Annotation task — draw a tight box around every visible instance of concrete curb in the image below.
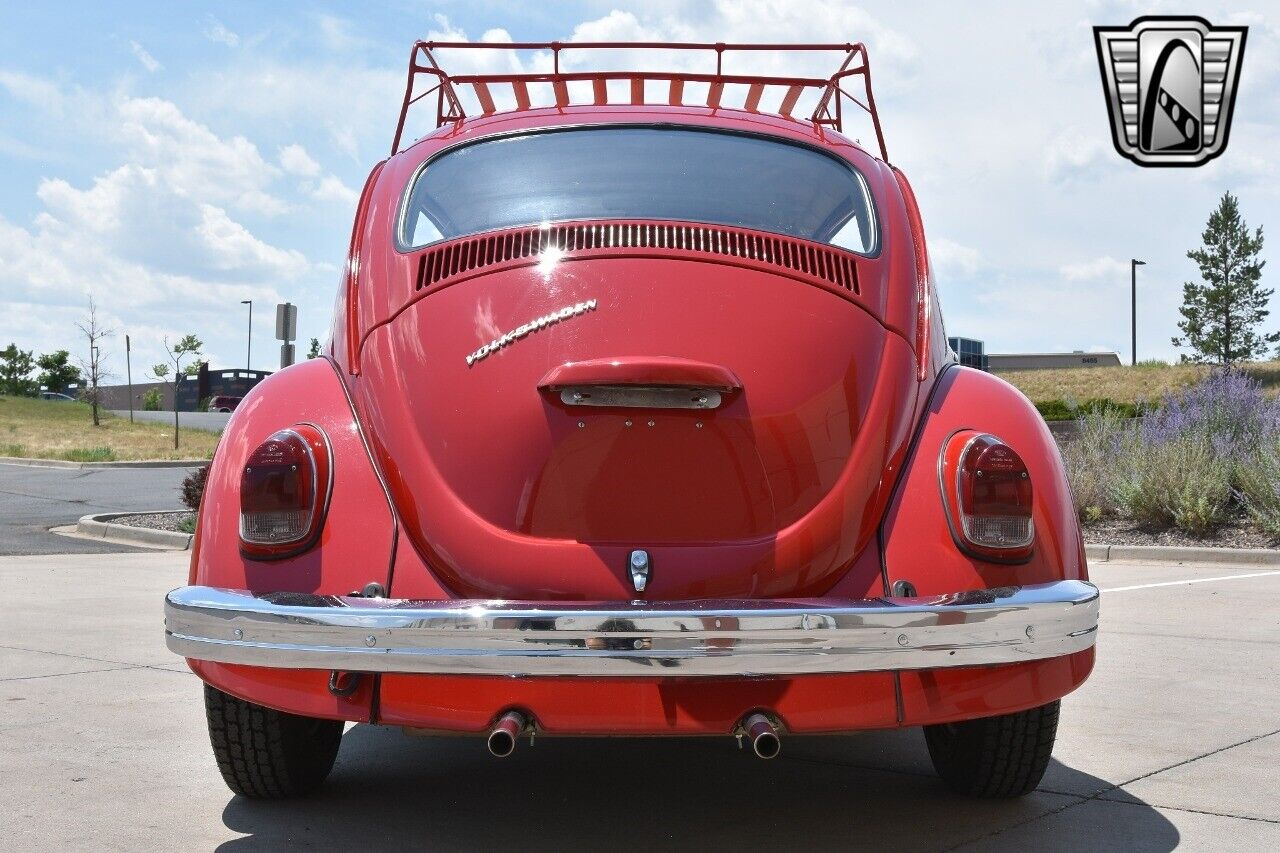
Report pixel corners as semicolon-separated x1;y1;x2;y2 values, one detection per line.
1086;543;1280;565
0;456;207;470
74;512;193;550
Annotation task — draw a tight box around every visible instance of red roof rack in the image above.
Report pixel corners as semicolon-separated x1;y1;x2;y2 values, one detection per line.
391;41;889;162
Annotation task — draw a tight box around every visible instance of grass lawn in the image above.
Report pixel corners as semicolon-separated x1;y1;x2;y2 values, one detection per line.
0;396;219;461
997;359;1280;406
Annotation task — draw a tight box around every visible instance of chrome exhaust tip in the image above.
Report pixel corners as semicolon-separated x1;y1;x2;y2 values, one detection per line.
487;710;527;757
742;712;781;760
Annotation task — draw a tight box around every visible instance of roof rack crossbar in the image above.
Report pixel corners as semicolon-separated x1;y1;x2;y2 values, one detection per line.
391;40;889;162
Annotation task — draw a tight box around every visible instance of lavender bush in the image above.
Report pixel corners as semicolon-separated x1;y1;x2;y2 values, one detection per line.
1060;407;1133;522
1139;369;1280;461
1235;448;1280;536
1063;369;1280;535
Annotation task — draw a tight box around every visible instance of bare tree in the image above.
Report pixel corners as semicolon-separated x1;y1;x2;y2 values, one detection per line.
150;334;203;450
76;297;114;426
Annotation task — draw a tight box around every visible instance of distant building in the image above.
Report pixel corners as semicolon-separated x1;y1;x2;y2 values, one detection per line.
94;363;272;411
987;351;1123;372
947;337;989;371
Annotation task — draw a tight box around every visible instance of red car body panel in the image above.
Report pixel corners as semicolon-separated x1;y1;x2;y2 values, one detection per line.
184;89;1092;734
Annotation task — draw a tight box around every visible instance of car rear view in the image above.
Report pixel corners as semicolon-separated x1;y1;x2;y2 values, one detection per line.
165;40;1098;801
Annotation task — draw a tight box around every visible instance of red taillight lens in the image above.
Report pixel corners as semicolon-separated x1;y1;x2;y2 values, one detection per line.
239;425;331;559
941;432;1034;562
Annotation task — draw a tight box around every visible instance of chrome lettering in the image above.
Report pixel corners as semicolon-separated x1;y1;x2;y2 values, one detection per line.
466;299;598;366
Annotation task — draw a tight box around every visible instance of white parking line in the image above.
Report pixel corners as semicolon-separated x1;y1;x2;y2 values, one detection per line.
1099;570;1280;593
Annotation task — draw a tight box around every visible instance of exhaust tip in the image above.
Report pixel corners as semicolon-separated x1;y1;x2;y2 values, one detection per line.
487;710;527;758
741;712;781;760
487;729;517;758
752;730;781;760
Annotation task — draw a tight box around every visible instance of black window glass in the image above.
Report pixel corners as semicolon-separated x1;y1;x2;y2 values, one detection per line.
402;127;876;253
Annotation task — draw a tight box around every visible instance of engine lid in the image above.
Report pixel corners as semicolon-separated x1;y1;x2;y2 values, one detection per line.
356;253;916;600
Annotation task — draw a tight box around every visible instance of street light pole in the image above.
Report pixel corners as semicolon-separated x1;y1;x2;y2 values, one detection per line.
241;300;253;373
1131;259;1146;366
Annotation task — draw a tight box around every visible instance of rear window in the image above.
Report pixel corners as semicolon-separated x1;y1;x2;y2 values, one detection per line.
400;126;877;254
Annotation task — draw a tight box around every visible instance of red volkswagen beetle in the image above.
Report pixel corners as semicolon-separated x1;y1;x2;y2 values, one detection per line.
165;41;1097;799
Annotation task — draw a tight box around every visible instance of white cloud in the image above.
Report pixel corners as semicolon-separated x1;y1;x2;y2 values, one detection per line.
196;204;309;278
930;238;983;280
278;143;321;177
317;14;361;51
1043;131;1117;185
130;41;161;73
204;16;239;48
1059;256;1130;282
308;175;358;206
0;70;65;113
116;96;285;215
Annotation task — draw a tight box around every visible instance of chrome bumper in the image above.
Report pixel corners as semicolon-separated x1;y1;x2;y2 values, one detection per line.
164;580;1098;677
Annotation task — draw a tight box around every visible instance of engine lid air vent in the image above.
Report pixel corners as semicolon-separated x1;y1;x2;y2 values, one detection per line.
413;221;860;297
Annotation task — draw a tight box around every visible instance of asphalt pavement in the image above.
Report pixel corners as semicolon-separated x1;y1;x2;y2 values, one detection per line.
1;553;1276;851
0;462;196;555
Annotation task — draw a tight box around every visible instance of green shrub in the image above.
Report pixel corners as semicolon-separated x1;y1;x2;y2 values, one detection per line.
1060;407;1134;521
1235;444;1280;537
1113;438;1230;533
1036;398;1140;421
1;443;24;457
62;447;116;462
143;388;162;411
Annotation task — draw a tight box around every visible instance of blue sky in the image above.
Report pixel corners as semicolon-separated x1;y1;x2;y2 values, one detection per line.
1;1;1278;381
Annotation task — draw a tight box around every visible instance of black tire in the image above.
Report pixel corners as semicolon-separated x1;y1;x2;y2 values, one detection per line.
204;684;344;798
923;700;1059;798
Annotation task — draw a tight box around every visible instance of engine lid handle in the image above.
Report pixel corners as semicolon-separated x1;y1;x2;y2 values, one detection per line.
538;357;741;411
538;357;741;392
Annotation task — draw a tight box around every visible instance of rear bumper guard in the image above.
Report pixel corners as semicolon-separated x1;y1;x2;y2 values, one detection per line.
165;581;1095;676
165;580;1098;678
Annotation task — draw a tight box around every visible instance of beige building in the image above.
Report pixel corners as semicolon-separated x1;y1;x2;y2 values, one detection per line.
988;351;1122;372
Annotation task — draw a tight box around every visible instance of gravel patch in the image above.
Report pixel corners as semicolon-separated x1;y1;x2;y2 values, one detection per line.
112;511;195;533
1083;517;1280;549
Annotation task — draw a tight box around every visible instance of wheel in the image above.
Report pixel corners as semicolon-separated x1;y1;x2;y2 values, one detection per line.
217;407;232;413
923;700;1059;798
203;684;344;798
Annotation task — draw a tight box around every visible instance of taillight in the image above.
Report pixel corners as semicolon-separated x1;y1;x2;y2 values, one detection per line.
239;425;332;559
940;432;1034;562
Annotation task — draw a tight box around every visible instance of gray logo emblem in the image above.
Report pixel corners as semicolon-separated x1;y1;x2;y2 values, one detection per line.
1094;16;1247;167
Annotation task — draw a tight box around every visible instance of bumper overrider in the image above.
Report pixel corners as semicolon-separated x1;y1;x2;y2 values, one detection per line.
165;580;1098;677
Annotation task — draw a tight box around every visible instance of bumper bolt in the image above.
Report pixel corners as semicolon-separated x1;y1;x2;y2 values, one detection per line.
897;634;909;646
1025;625;1036;639
232;628;243;640
365;635;377;647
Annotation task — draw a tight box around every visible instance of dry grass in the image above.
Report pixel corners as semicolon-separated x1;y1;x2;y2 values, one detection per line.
996;360;1280;404
0;396;219;461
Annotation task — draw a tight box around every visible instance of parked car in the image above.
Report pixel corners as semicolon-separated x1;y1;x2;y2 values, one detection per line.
39;391;75;402
165;41;1098;800
207;395;242;413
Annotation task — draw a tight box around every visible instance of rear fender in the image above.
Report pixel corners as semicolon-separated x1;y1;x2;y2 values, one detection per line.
881;366;1087;596
186;356;399;720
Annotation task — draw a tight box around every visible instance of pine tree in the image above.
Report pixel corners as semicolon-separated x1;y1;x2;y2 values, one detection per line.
1172;192;1274;364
